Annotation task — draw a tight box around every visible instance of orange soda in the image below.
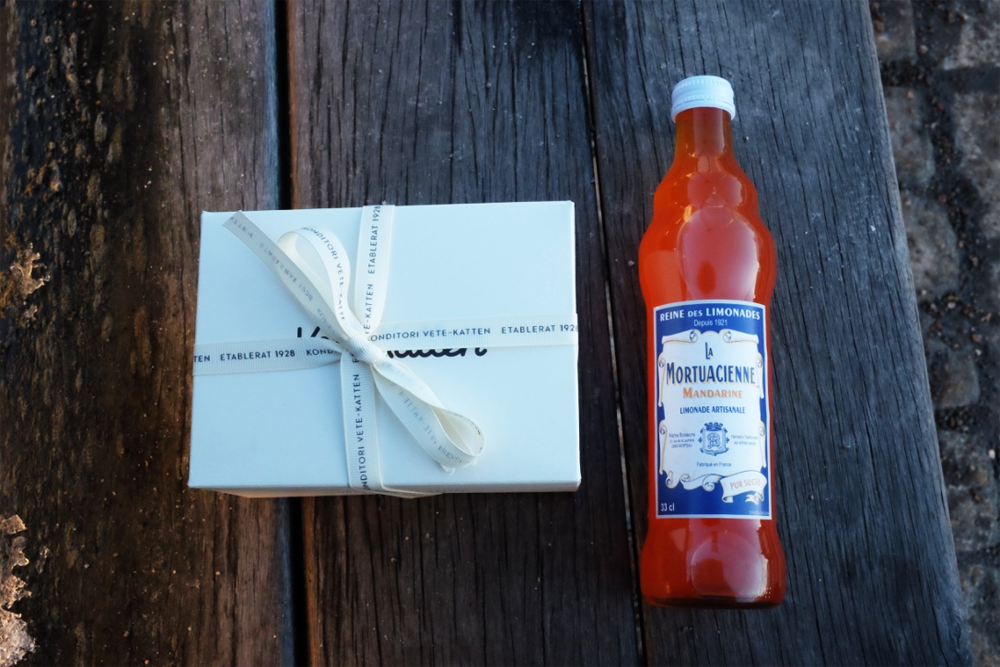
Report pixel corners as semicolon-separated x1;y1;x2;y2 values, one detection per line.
638;75;786;608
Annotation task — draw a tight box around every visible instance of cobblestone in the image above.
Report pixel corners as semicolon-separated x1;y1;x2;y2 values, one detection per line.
953;91;1000;242
929;339;983;409
872;0;917;61
886;88;936;187
960;563;1000;666
872;0;999;663
901;189;961;299
941;429;999;551
941;0;1000;69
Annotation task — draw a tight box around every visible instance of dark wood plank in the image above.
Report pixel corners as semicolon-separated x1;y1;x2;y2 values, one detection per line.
0;2;295;663
289;1;638;664
585;0;971;664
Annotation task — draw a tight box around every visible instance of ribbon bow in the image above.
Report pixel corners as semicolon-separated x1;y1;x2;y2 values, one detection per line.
224;209;484;497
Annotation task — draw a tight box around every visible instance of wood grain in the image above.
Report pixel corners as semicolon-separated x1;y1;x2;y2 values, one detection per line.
584;0;971;663
0;2;295;663
0;0;971;664
288;1;639;664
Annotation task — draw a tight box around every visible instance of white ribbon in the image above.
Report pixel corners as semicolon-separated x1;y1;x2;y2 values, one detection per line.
194;310;578;374
220;208;486;498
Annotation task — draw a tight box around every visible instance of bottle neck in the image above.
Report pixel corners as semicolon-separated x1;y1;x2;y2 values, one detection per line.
672;107;734;161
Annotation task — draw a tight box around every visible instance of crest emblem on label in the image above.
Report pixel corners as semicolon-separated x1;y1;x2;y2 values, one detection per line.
699;422;728;456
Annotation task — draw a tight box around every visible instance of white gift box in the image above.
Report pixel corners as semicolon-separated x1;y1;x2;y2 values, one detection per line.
188;202;580;496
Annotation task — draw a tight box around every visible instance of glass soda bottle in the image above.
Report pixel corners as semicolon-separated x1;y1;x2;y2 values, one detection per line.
638;75;786;608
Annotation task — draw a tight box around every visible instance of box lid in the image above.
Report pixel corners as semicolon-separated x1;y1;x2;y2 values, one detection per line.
189;202;580;496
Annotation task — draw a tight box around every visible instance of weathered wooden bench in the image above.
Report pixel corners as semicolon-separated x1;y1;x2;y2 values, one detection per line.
0;1;971;664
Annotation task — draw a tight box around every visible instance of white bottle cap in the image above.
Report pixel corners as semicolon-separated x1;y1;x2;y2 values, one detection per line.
671;75;737;121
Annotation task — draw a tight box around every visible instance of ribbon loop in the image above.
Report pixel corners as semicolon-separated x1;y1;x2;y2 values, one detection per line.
223;209;485;497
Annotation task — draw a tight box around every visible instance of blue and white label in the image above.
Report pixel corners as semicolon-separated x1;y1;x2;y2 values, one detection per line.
653;299;771;519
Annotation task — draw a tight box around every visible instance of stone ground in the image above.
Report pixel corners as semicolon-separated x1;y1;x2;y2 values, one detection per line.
870;0;999;663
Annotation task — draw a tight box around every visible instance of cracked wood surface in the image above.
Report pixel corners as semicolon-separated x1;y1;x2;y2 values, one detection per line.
0;2;294;664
